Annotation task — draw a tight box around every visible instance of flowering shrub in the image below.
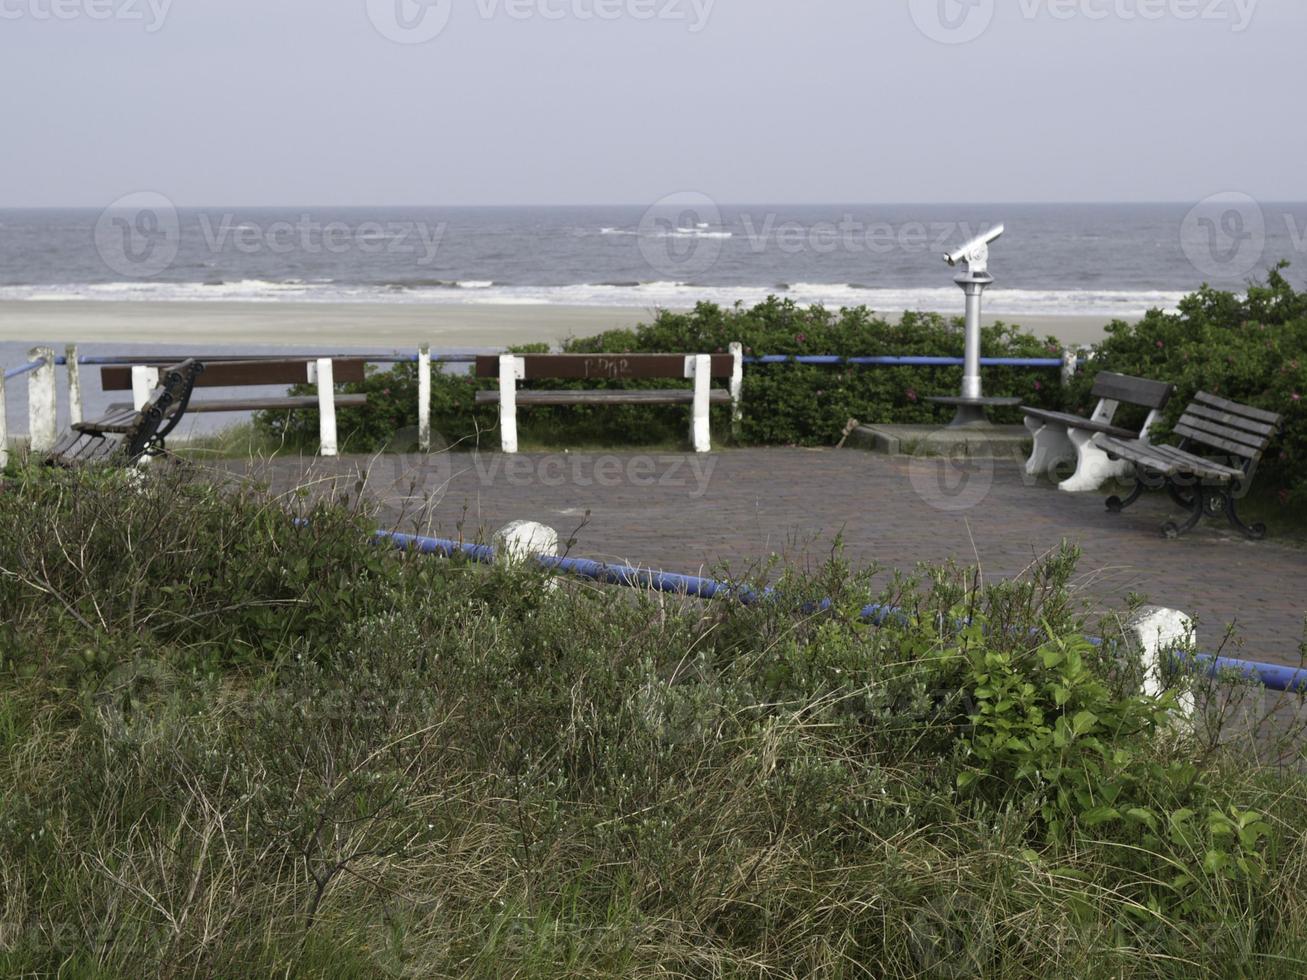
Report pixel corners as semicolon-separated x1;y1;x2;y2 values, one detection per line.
259;299;1064;450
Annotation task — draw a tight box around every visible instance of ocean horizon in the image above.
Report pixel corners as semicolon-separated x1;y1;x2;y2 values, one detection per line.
4;201;1305;318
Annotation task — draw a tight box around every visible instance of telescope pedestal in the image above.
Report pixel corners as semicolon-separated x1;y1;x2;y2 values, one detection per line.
925;395;1022;428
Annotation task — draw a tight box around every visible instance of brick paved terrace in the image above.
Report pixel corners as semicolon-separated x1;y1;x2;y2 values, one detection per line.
220;448;1307;668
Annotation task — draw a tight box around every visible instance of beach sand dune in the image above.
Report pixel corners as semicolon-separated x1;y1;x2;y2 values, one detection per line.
0;301;1119;351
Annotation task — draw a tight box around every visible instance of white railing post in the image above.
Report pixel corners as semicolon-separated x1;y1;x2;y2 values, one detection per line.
0;370;8;470
315;358;338;457
418;344;432;453
499;355;524;454
686;354;711;453
728;342;744;438
66;344;83;426
27;347;58;454
131;365;159;411
1130;606;1197;720
1061;347;1079;388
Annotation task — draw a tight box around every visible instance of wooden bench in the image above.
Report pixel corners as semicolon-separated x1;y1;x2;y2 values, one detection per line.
1094;391;1283;539
474;353;737;453
100;358;370;457
47;359;204;467
1022;372;1174;493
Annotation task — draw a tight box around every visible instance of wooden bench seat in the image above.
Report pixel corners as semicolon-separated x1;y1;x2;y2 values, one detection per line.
476;353;739;453
101;357;370;457
48;360;204;468
1093;391;1282;539
1021;371;1174;492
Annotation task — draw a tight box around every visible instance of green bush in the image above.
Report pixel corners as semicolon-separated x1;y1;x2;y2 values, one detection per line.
1065;266;1307;507
255;299;1066;451
2;472;1307;976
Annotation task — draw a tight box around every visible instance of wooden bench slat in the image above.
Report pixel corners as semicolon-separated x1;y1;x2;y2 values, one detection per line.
1090;372;1174;409
1175;411;1268;448
185;395;370;413
474;354;735;381
1183;401;1279;437
101;358;368;391
475;389;732;406
1019;406;1137;439
1176;423;1265;459
1194;390;1282;425
1146;443;1244;479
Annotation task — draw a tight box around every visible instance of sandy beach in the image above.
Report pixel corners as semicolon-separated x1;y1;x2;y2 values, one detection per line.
0;301;1121;352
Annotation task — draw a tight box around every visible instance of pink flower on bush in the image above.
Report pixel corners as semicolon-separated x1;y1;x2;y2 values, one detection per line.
906;387;918;403
1034;381;1043;392
795;333;807;344
1293;392;1302;402
1156;340;1165;349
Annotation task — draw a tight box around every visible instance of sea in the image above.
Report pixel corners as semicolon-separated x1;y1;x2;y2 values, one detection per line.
3;202;1306;318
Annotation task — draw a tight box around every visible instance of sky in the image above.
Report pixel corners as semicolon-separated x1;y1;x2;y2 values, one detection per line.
1;0;1304;207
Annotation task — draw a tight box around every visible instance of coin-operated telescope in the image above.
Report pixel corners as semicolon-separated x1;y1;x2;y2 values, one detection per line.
927;224;1021;427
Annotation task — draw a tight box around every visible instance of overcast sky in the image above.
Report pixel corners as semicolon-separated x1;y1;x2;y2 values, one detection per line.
1;0;1303;207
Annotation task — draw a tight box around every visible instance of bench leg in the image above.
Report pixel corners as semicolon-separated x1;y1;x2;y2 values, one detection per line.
499;355;523;454
1059;426;1133;493
1222;488;1267;540
1161;484;1208;539
1023;417;1074;479
1106;477;1146;513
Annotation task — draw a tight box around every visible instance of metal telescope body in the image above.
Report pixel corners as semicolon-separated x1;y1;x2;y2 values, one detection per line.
927;224;1019;427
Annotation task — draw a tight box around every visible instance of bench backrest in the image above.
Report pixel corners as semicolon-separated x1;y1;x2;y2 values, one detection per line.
118;360;202;460
1174;392;1282;464
475;353;735;381
100;358;367;391
1090;372;1174;410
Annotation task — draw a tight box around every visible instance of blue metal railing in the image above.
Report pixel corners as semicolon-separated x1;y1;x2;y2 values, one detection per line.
375;529;1307;695
744;355;1071;368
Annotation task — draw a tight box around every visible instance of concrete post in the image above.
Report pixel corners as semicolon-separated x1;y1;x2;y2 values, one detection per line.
418;344;432;453
316;358;338;457
495;520;560;591
499;355;524;454
66;344;83;426
1061;347;1079;388
1129;606;1197;720
131;365;159;411
0;371;8;470
689;354;711;454
728;341;744;439
27;347;58;454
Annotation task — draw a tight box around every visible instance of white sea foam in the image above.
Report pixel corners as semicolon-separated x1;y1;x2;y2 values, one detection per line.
0;280;1190;316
